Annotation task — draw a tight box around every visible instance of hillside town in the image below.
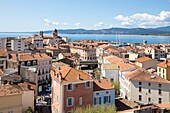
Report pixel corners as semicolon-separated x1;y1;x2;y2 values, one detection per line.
1;29;170;113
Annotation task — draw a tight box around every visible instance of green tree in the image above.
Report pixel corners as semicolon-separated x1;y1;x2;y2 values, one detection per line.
25;106;33;113
74;105;116;113
112;81;120;96
95;68;101;80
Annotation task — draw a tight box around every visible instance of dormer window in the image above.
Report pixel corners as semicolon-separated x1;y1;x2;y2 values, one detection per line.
67;84;74;91
85;81;91;88
27;61;31;66
33;60;36;65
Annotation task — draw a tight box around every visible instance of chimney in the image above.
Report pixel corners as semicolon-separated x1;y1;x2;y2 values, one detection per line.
28;84;31;89
77;74;80;80
58;72;62;82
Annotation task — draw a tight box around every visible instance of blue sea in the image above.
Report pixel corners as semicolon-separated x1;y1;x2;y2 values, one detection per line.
0;32;170;44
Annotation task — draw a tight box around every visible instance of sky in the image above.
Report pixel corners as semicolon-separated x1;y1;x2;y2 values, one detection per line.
0;0;170;32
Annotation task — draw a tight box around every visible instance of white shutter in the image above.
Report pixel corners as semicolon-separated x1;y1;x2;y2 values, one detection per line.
66;98;68;106
72;84;75;91
72;97;74;106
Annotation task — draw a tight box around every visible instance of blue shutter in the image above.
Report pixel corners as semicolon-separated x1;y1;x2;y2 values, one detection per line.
94;98;96;105
109;96;111;103
99;97;101;104
104;96;106;104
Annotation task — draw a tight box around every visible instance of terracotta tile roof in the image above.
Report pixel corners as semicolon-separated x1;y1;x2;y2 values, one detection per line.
156;103;170;110
43;36;54;39
0;49;8;56
51;66;93;83
39;53;51;59
24;39;32;43
18;82;36;91
125;68;170;84
93;79;114;91
19;54;36;61
11;53;51;61
102;64;119;70
33;53;51;60
157;60;170;68
105;55;124;64
117;61;137;72
98;44;109;49
136;56;152;63
45;46;59;50
105;48;120;53
0;84;22;96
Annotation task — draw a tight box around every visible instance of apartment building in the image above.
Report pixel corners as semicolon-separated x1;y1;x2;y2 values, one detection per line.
93;79;115;105
0;83;34;113
51;65;116;113
51;66;94;113
11;38;25;52
19;53;52;93
145;45;167;60
0;84;22;113
18;83;34;113
120;68;170;104
70;41;97;61
135;56;160;70
157;60;170;80
45;46;69;59
0;49;8;70
32;37;43;48
0;38;7;49
101;64;119;82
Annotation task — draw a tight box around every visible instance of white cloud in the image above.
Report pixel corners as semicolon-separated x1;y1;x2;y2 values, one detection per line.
63;22;68;26
169;0;170;3
94;22;105;27
75;22;81;27
94;22;112;28
44;19;60;26
114;10;170;27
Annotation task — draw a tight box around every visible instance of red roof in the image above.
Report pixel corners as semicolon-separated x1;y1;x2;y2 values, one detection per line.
136;56;151;63
93;79;114;91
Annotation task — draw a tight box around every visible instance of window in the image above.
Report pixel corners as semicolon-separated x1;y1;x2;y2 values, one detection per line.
148;98;151;102
139;95;142;101
27;61;31;66
159;84;162;88
67;97;74;107
159;68;161;72
67;84;74;91
148;82;151;86
42;69;44;74
148;89;151;94
159;89;162;95
139;87;142;92
85;82;91;88
139;82;142;85
159;98;162;104
96;93;99;95
38;70;41;75
94;97;101;105
33;60;36;65
79;97;82;105
110;78;114;82
104;96;111;104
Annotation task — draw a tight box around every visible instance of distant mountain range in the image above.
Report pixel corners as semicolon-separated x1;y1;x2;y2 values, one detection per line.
43;26;170;35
